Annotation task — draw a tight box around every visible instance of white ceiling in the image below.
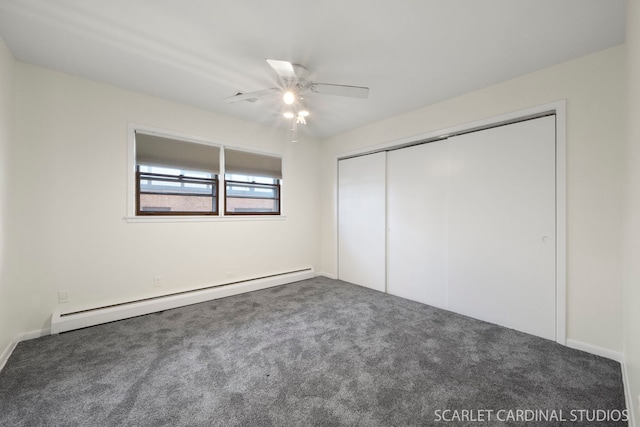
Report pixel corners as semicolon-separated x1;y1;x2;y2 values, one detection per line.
0;0;627;139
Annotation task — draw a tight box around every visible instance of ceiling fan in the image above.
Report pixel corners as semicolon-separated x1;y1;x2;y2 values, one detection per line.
224;59;370;124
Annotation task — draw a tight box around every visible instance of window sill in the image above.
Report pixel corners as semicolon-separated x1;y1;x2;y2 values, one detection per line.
123;215;286;223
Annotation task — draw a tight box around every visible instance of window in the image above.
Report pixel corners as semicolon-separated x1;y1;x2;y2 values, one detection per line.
224;149;282;215
135;133;220;215
132;131;283;217
137;166;217;215
225;174;280;214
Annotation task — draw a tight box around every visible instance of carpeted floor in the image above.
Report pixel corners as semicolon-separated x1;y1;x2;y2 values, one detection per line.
0;277;627;426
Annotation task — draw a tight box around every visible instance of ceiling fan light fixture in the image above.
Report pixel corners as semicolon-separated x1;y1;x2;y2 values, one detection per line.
283;91;295;105
225;59;370;131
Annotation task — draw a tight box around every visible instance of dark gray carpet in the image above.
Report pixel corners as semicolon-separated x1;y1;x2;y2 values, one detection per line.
0;277;627;426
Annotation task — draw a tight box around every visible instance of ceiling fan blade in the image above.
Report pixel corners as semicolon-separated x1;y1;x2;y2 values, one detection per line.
224;88;280;103
266;59;297;79
310;83;369;99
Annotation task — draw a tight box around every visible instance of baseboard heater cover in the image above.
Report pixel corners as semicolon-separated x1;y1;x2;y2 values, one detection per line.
51;268;315;335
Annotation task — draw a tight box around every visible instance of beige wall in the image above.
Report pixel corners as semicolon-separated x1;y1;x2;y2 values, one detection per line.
320;45;626;353
624;0;640;421
8;62;321;335
0;38;15;360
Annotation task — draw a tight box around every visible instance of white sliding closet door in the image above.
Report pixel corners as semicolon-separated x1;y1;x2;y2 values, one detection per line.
387;140;448;308
447;116;556;340
338;153;386;292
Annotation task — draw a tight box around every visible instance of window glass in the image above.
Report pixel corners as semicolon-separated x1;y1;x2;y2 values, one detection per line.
137;165;218;215
224;173;280;215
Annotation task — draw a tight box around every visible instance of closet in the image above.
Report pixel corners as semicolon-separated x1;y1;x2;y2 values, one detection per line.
338;115;557;341
338;152;386;293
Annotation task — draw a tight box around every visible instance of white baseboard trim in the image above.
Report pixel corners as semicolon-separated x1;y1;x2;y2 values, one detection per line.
565;340;633;426
51;268;315;335
315;272;337;280
0;328;51;372
0;337;18;372
621;359;637;427
18;328;51;341
565;339;624;362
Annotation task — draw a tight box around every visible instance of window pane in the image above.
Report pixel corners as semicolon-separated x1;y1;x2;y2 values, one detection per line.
224;175;280;215
140;194;216;213
226;197;279;213
140;181;213;194
226;173;276;184
226;184;276;198
137;167;218;215
140;165;213;179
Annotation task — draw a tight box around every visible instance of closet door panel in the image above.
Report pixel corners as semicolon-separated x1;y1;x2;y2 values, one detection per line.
447;116;556;340
338;153;386;292
387;140;448;308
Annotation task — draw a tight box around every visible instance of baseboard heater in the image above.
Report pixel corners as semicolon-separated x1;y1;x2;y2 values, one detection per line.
51;268;315;335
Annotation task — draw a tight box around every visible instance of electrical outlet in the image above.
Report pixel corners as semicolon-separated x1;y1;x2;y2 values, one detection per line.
58;291;69;304
153;275;162;288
